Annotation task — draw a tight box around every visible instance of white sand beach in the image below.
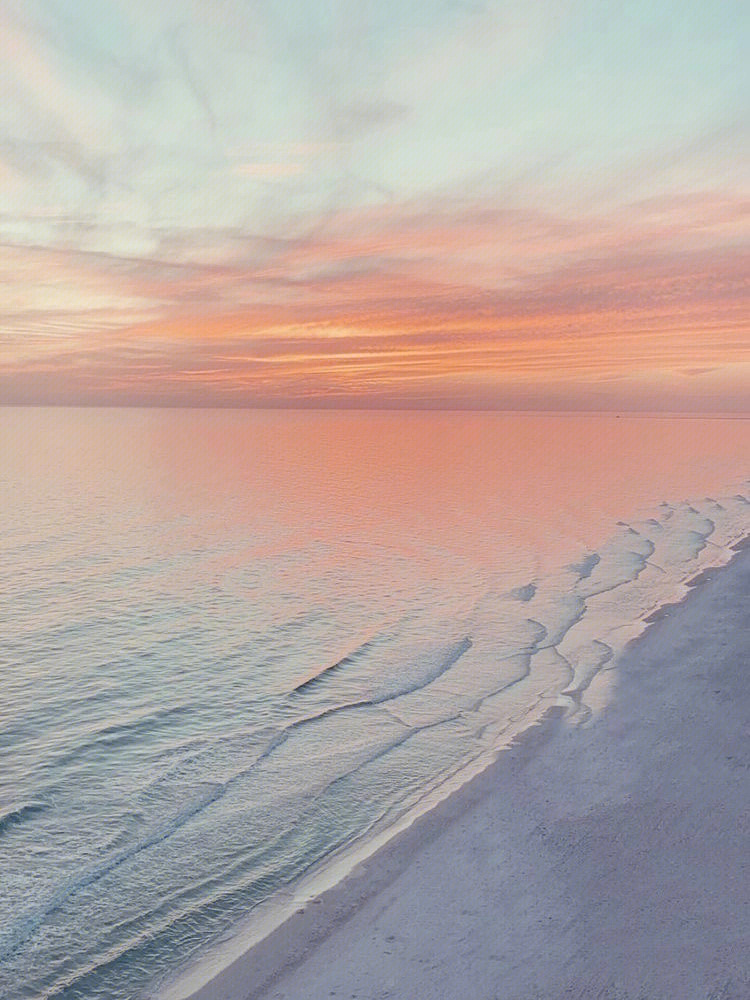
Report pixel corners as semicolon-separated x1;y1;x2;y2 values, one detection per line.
161;541;750;1000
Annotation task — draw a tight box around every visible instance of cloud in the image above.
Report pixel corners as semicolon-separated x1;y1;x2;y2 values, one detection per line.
233;162;306;178
0;1;747;410
328;99;409;138
1;184;747;408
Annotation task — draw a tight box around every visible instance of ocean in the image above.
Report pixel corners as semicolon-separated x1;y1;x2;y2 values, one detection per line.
1;407;748;1000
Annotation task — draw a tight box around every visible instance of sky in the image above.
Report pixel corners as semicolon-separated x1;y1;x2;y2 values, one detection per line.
0;0;747;410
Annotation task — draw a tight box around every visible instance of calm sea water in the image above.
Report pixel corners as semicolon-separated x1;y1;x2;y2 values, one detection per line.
1;408;748;1000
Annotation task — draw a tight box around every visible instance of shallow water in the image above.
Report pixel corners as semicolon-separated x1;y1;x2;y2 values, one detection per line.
1;407;748;999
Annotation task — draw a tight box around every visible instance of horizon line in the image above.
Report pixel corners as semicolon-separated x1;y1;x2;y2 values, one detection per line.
2;402;749;420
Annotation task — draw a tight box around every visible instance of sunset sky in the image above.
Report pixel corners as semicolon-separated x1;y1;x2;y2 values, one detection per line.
0;0;747;410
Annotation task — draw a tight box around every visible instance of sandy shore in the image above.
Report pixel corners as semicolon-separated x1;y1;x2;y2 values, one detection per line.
161;542;750;1000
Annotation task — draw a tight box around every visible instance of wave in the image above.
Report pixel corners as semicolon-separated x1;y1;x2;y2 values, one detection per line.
509;583;536;602
0;632;479;972
290;632;390;695
0;782;225;963
40;703;196;776
567;552;600;580
0;801;46;838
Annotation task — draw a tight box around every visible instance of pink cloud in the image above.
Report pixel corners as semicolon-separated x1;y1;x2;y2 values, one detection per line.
1;186;747;410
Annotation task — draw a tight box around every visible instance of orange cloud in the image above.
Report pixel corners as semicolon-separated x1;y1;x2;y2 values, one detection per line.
1;188;747;410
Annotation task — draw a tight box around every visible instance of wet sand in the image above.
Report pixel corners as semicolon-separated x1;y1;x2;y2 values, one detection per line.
161;543;750;1000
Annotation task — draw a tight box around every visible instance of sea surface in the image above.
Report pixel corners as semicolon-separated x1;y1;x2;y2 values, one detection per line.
1;407;748;1000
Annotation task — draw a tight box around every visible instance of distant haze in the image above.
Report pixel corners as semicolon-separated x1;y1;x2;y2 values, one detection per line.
0;1;747;410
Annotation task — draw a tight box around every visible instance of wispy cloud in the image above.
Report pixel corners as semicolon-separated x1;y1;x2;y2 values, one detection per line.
0;0;747;409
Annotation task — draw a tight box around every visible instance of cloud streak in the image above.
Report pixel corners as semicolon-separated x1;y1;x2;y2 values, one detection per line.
0;1;747;410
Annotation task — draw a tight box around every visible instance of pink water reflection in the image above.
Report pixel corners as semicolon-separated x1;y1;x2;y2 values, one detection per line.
3;408;748;585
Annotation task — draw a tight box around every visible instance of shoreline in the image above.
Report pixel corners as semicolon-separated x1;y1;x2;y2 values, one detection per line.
151;696;559;1000
154;538;749;1000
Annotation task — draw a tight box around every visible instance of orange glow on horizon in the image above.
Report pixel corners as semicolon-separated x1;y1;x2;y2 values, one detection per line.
1;188;747;411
